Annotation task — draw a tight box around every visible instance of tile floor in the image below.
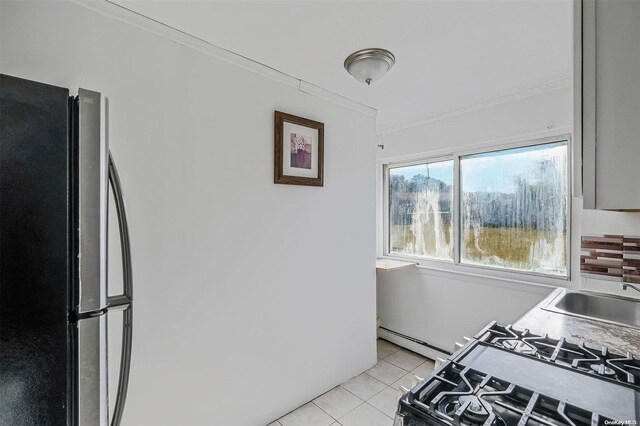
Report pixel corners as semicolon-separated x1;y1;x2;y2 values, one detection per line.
267;340;435;426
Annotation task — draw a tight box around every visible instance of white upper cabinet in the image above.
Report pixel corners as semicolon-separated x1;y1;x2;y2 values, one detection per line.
580;0;640;211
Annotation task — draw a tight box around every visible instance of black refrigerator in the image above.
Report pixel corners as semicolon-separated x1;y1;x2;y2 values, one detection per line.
0;74;133;426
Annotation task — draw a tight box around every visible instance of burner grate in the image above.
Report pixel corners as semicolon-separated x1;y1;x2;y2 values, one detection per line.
404;362;615;426
475;323;640;388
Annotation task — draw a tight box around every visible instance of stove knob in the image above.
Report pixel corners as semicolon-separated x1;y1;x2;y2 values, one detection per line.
434;357;446;369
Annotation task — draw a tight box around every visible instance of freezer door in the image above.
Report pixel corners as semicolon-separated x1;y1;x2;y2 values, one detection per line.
77;88;109;313
0;73;72;426
78;314;109;426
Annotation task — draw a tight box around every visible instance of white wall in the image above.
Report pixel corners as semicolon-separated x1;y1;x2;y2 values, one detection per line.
376;85;640;354
377;87;573;159
0;2;377;425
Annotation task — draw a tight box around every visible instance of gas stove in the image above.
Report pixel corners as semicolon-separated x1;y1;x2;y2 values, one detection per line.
395;322;640;426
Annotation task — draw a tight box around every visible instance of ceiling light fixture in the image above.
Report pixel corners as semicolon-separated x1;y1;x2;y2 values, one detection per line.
344;48;395;85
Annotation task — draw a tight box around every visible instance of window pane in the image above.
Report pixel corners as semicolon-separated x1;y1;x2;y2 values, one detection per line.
389;160;454;260
460;142;568;276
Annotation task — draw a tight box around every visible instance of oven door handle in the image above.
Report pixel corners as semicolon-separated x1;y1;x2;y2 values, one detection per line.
107;151;133;426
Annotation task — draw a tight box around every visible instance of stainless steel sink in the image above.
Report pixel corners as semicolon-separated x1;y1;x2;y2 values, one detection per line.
541;289;640;329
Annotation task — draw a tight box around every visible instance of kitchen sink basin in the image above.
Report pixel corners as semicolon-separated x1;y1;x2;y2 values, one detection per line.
541;289;640;329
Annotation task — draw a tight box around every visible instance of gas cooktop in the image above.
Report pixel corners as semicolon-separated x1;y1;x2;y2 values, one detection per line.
395;322;640;426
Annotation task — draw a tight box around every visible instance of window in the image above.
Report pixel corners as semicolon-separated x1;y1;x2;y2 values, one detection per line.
388;160;454;260
384;138;569;278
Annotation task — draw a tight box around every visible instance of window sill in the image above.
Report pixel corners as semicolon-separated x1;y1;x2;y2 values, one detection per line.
376;258;417;272
380;254;570;291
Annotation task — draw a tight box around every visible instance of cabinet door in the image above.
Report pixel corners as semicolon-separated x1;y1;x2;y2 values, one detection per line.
583;0;640;210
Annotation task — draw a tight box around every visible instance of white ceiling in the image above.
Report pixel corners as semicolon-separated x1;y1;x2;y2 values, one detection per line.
113;0;573;130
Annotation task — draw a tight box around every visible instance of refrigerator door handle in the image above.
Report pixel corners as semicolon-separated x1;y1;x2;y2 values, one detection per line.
108;151;133;307
77;89;109;314
107;152;133;426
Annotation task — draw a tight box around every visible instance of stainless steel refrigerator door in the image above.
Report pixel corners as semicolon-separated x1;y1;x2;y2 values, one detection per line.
76;89;133;426
76;89;111;426
78;88;109;314
78;314;109;426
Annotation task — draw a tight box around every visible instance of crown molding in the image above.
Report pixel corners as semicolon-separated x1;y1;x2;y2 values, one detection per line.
377;126;572;165
70;0;377;117
298;81;377;117
376;74;572;135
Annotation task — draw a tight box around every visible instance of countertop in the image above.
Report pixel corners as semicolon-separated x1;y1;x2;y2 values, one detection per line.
375;258;416;272
514;288;640;356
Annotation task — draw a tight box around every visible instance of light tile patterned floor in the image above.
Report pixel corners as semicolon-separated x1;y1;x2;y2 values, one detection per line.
267;340;435;426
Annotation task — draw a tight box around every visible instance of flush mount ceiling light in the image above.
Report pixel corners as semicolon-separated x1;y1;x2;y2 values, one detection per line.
344;48;395;85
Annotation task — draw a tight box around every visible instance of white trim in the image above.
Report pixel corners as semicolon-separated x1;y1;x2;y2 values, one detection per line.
388;255;567;290
382;155;454;260
453;153;461;265
70;0;377;117
572;0;583;199
381;164;390;264
378;126;571;165
298;81;377;117
385;154;454;170
415;264;560;292
376;74;572;135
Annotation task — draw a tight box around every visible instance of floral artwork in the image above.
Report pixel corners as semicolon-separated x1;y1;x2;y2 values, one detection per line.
274;111;324;186
290;133;312;169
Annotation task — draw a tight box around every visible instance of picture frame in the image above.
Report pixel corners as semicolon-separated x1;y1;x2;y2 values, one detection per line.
274;111;324;187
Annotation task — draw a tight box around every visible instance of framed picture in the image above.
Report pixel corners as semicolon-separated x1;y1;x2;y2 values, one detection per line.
274;111;324;186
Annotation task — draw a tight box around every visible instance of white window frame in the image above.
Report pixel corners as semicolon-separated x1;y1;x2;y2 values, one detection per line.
384;155;455;262
382;134;572;281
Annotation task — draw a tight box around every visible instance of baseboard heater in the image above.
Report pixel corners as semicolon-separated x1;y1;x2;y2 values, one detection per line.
378;326;452;358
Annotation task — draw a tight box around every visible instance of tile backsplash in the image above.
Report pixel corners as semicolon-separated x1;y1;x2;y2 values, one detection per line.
581;235;640;284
